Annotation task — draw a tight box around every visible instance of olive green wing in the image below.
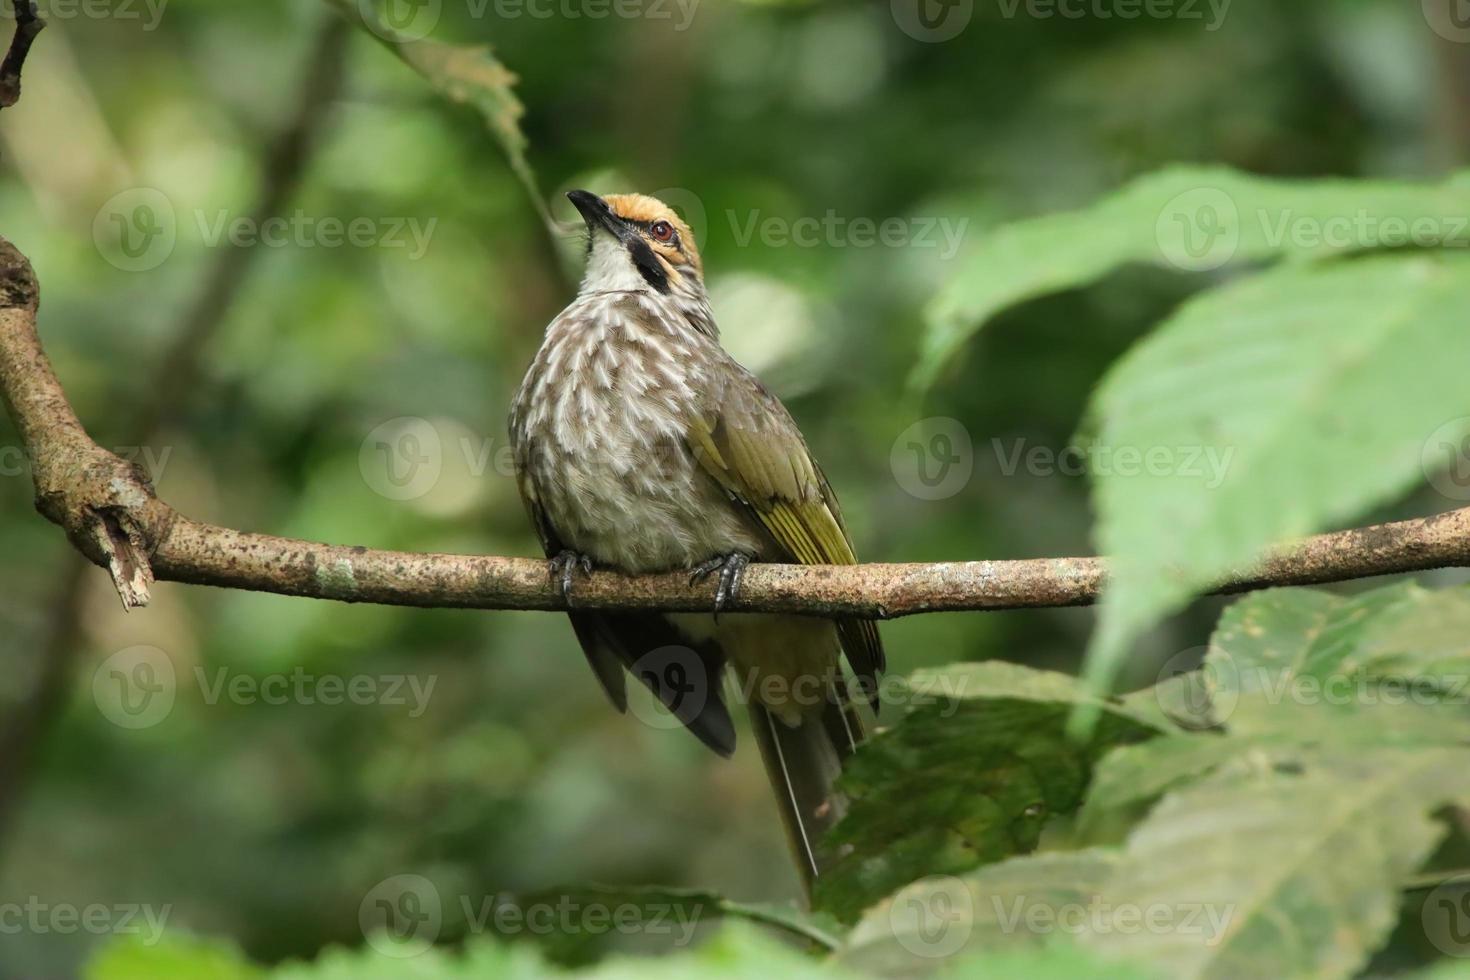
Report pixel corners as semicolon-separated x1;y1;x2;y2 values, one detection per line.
686;373;886;689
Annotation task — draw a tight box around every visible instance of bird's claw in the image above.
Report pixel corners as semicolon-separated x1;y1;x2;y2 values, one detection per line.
690;552;751;619
549;550;594;599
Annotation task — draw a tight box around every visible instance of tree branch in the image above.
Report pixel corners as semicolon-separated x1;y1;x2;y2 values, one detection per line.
4;233;1470;616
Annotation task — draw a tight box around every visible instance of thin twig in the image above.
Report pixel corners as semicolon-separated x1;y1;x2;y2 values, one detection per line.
0;0;43;110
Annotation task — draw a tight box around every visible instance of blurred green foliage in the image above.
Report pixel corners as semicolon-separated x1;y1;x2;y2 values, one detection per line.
2;0;1469;976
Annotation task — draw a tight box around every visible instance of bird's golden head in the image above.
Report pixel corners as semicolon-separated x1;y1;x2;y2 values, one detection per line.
567;189;703;295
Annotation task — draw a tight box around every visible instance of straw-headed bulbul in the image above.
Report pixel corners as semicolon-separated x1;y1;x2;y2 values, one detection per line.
509;190;885;891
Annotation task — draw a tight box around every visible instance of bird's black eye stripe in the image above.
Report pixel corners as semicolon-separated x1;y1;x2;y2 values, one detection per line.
627;238;671;294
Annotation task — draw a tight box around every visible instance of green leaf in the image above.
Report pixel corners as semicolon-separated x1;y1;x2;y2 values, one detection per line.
477;885;839;963
838;850;1124;975
1085;748;1470;979
325;0;552;231
1204;585;1470;743
1352;586;1470;682
914;166;1470;390
850;745;1470;978
271;940;546;980
1073;735;1242;845
1081;253;1470;714
91;924;854;980
813;664;1163;925
937;945;1159;980
88;933;263;980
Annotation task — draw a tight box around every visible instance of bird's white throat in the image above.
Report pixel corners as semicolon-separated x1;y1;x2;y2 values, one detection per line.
580;231;650;294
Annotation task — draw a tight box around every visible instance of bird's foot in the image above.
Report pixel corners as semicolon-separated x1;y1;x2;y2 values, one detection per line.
690;552;751;618
548;549;595;599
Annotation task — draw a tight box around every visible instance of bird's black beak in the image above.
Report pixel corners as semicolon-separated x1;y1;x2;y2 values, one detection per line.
567;190;628;240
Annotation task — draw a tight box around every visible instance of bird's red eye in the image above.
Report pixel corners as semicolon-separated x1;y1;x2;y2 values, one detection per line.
650;220;675;243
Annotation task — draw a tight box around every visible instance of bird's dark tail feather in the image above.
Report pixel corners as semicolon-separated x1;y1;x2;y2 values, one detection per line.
748;691;865;898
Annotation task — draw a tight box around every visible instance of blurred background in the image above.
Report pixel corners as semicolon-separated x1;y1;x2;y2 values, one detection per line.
0;0;1467;974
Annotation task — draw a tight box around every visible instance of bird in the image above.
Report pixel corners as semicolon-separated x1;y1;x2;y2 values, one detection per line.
509;189;885;892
